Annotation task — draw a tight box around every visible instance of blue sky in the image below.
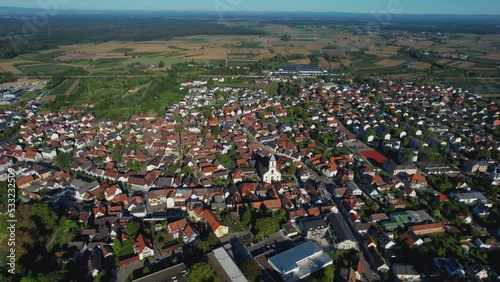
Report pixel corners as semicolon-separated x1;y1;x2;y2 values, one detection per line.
1;0;499;14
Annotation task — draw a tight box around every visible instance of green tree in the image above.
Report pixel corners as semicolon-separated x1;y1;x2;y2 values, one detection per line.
20;270;67;282
0;181;9;206
181;165;193;175
158;61;165;68
240;207;253;229
433;209;441;219
112;151;124;161
175;125;184;133
54;152;72;170
15;205;38;260
215;152;235;168
125;220;141;237
112;238;122;256
284;162;297;175
254;217;279;239
240;259;261;282
194;239;211;254
31;203;58;232
207;232;219;248
211;126;221;137
187;262;220;282
280;33;291;41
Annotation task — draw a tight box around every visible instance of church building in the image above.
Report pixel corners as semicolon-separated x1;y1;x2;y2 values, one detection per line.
261;154;281;183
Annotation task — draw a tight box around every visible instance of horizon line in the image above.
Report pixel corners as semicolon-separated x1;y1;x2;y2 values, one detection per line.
0;5;499;16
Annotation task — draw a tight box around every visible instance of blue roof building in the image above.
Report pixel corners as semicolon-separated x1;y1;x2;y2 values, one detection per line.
268;240;333;281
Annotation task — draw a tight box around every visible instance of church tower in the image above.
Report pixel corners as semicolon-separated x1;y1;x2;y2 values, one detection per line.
269;154;276;171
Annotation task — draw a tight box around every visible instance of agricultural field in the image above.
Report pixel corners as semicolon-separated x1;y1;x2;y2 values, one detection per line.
0;23;497;91
42;76;188;121
0;59;35;74
17;64;86;75
409;62;432;70
48;79;77;96
365;45;400;57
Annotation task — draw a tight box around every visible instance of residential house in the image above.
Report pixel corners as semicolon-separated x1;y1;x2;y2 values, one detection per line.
474;237;500;250
462;160;488;173
346;181;363;196
16;175;35;189
407;173;427;189
370;213;389;223
451;191;487;205
433;258;465;279
400;230;424;248
383;160;417;176
392;264;422;282
326;212;358;250
379;232;396;250
134;234;154;260
167;219;188;239
410;223;445;236
201;209;228;238
298;217;329;241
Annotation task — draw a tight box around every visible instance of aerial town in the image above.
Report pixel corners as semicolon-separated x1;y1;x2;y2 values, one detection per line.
1;69;499;282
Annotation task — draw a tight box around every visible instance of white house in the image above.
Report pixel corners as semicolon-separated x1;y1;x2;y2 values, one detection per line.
346;181;363;196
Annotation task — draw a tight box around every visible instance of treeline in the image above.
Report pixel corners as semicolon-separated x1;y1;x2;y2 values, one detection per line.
0;16;265;59
262;15;500;35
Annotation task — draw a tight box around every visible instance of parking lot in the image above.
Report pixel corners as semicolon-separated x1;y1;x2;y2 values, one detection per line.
247;231;295;257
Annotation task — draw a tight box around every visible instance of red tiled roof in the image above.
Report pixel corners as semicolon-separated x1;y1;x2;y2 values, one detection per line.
134;234;152;254
359;150;388;165
117;255;139;266
16;175;34;187
168;219;187;234
202;209;225;232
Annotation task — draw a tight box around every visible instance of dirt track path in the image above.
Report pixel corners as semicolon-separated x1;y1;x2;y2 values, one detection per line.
65;79;80;95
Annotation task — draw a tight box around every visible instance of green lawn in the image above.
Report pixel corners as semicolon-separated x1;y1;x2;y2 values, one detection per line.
120;239;136;257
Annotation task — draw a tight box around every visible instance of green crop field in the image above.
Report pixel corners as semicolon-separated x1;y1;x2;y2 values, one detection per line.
18;64;85;75
70;60;92;66
110;48;135;53
121;56;210;67
48;79;76;96
90;58;127;69
18;51;64;62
